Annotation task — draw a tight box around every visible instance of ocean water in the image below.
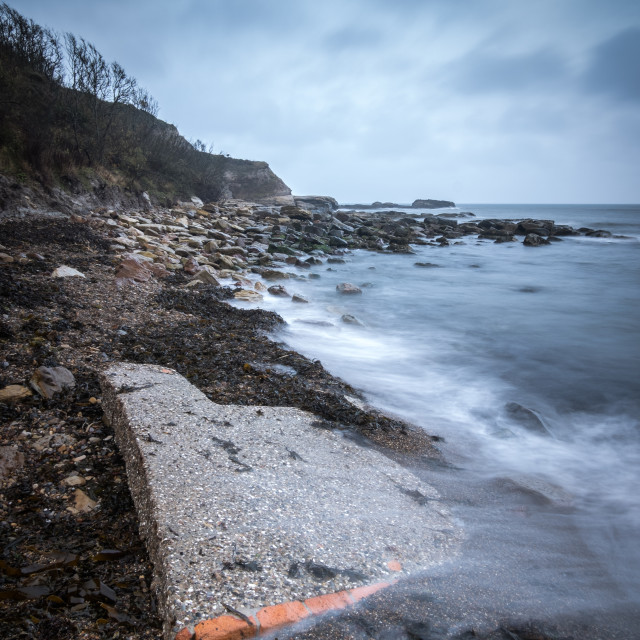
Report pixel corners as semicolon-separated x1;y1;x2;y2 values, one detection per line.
232;203;640;632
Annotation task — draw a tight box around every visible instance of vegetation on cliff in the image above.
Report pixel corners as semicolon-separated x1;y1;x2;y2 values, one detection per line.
0;3;290;205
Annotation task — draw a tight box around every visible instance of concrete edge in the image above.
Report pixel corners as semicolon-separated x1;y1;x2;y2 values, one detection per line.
175;580;396;640
100;366;178;636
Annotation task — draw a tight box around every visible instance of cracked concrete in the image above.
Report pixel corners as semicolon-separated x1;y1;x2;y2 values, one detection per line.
100;363;461;638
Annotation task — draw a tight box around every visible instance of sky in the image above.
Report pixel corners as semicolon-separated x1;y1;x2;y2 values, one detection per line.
10;0;640;203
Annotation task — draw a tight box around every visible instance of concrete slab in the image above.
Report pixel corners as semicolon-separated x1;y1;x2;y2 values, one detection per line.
100;363;461;638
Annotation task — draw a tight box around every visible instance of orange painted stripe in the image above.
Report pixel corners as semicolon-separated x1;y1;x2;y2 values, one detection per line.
176;581;395;640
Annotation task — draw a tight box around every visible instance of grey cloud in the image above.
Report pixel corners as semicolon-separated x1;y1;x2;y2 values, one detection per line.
582;28;640;102
447;47;569;94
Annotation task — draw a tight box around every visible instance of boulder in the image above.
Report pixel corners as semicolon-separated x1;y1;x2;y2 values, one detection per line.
336;283;362;295
523;234;550;247
267;285;290;297
505;402;552;437
292;294;309;303
234;289;263;302
293;196;339;213
341;314;363;326
115;255;152;282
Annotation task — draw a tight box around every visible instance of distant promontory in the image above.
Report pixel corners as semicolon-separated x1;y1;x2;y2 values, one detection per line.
340;198;456;210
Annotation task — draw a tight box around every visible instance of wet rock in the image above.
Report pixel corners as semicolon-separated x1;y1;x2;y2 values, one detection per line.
52;265;85;278
0;446;25;484
292;294;309;303
586;229;613;238
261;269;291;281
30;366;76;399
523;234;550;247
414;262;440;268
267;285;290;297
234;289;264;302
0;252;14;263
0;384;32;403
341;314;363;326
505;402;552;436
336;282;362;295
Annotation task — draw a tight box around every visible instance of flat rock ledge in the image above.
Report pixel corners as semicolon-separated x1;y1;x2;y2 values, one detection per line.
100;363;460;639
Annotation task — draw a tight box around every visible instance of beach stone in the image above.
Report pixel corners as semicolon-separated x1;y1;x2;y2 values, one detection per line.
0;252;14;263
0;384;32;403
415;262;440;268
115;255;152;282
33;433;76;452
183;257;202;275
30;366;76;399
52;265;85;278
67;489;98;514
63;474;87;487
190;265;220;286
262;269;291;281
0;446;25;484
336;283;362;295
292;294;309;303
342;314;363;326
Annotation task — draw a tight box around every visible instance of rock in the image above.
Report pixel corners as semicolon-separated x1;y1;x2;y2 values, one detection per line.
414;262;440;268
234;289;264;302
341;314;363;326
505;402;552;436
0;384;32;403
63;474;87;487
261;269;291;281
412;198;455;209
190;265;220;286
523;234;550;247
267;285;290;297
0;446;25;484
254;281;267;292
30;366;76;399
336;282;362;295
585;230;612;238
52;265;85;278
280;205;313;221
183;256;202;275
293;196;339;213
67;489;98;515
292;294;309;303
0;252;14;263
115;255;152;283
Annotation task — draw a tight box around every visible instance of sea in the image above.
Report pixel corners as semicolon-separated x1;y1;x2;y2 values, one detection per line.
232;203;640;635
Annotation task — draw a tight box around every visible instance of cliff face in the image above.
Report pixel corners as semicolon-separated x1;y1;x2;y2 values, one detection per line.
220;159;293;205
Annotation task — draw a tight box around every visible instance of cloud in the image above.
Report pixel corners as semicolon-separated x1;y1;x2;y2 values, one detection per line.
582;28;640;102
446;47;569;94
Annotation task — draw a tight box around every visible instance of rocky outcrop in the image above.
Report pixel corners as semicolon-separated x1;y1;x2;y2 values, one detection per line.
294;195;339;213
220;159;293;205
412;199;456;209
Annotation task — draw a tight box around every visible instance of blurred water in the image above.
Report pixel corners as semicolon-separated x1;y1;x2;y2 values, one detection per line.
232;204;640;626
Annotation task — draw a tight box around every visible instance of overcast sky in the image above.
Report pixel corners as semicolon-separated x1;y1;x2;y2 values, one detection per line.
12;0;640;203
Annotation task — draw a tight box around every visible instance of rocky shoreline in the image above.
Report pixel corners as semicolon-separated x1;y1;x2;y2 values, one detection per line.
0;186;619;640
